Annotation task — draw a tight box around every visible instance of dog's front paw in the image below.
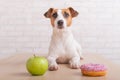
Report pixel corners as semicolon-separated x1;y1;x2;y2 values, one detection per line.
70;62;80;69
49;64;58;71
70;60;80;69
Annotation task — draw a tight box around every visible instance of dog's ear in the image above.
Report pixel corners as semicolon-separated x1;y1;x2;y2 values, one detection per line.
44;8;54;18
68;7;79;17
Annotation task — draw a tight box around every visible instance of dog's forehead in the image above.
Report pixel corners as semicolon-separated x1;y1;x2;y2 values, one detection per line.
61;9;70;13
52;8;70;14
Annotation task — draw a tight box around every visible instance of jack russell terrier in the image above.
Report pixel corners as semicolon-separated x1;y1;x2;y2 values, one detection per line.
44;7;83;71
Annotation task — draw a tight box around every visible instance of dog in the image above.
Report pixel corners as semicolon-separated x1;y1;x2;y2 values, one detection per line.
44;7;83;71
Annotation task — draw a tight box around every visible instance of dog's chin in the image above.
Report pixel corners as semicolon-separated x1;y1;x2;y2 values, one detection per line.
57;26;64;29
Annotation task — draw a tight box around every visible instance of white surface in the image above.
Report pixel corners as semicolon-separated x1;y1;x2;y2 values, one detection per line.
0;0;120;64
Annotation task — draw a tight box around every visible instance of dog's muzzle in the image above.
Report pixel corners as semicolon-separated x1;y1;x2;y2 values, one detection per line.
57;20;64;29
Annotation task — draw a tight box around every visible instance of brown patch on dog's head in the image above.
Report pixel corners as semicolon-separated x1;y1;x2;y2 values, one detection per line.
61;7;79;27
44;8;58;27
50;9;58;27
61;9;72;27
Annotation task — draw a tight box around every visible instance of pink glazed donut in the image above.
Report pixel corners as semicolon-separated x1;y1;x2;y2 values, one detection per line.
80;63;107;76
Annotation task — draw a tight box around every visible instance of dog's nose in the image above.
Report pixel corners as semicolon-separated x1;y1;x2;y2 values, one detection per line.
57;20;63;26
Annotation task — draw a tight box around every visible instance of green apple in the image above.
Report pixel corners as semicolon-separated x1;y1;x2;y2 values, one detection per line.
26;55;48;76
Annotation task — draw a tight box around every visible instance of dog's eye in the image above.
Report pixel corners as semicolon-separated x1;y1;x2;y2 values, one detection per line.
64;12;69;18
52;12;57;18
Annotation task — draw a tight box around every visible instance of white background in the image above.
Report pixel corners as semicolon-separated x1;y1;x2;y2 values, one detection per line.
0;0;120;64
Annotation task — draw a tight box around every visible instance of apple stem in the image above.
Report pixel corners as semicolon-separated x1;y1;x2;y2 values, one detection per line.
34;54;36;57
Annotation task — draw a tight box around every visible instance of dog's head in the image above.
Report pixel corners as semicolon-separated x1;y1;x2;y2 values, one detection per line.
44;7;78;29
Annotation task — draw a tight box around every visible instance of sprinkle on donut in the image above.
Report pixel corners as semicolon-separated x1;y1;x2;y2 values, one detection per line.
80;63;107;71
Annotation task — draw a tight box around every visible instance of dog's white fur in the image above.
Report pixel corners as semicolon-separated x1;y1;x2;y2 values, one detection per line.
47;9;83;70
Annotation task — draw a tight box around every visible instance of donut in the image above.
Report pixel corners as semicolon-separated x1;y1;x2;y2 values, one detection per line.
80;63;107;76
